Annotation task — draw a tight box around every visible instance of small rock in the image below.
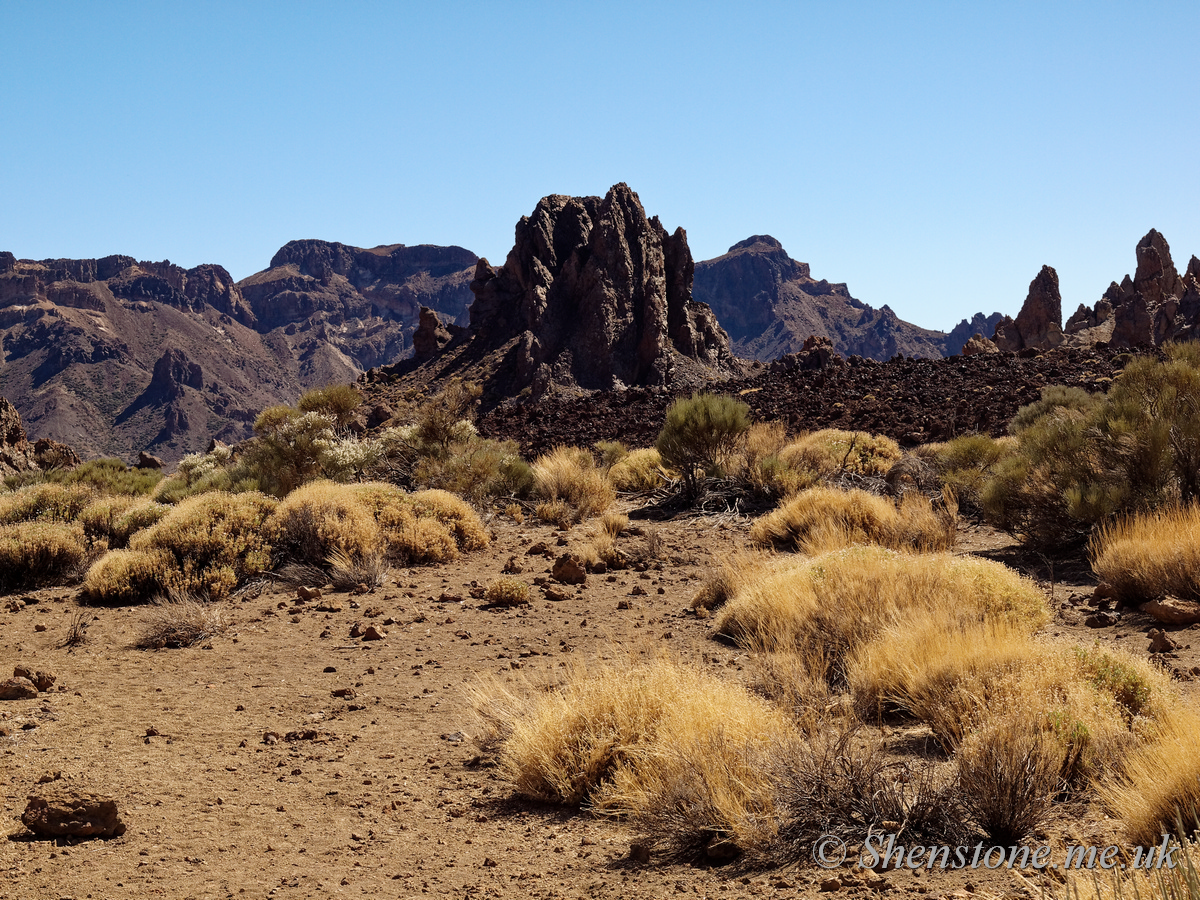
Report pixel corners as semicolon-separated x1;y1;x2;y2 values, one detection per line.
617;600;632;610
13;666;55;692
36;771;62;784
323;666;337;673
349;622;363;638
544;586;572;603
0;677;38;700
502;556;524;575
1148;629;1179;654
22;790;126;838
628;843;651;863
296;586;322;602
551;554;587;586
630;585;647;596
332;687;356;699
34;623;46;632
263;731;280;745
361;625;385;641
1085;612;1117;628
819;878;842;892
483;857;498;867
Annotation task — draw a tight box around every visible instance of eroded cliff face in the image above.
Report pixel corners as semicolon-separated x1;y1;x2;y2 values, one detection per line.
691;235;997;361
467;183;740;394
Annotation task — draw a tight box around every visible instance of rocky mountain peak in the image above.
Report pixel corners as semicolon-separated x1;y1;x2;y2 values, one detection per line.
994;265;1064;352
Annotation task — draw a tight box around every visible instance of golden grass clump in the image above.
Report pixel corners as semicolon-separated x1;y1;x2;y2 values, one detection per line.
484;577;530;606
532;446;615;521
749;486;955;553
1091;505;1200;604
777;429;902;477
270;480;385;563
1097;705;1200;845
711;548;1048;677
608;448;668;492
0;521;88;591
0;482;95;524
691;549;774;612
78;496;169;548
355;484;488;563
474;657;795;854
128;491;277;599
81;548;174;605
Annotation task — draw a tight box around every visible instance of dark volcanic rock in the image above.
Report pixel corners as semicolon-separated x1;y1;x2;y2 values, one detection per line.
467;183;740;394
944;312;1006;356
22;789;126;838
412;307;452;363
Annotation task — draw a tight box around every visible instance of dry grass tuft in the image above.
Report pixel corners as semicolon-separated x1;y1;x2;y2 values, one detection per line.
532;446;615;521
711;548;1048;683
136;594;229;649
777;429;902;477
608;448;669;492
0;521;89;591
600;511;629;537
1091;505;1200;604
1097;705;1200;845
326;547;389;591
750;486;955;553
691;550;773;612
474;656;795;857
0;482;95;524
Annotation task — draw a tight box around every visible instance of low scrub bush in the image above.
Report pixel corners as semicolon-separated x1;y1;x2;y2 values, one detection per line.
532;446;614;523
777;429;902;477
484;577;530;606
1091;505;1200;604
79;496;169;548
927;434;1014;508
0;521;88;591
81;548;175;605
128;491;277;599
710;548;1048;683
0;482;95;525
750;486;955;553
411;438;533;504
50;458;162;496
656;393;751;493
296;383;362;428
691;550;774;612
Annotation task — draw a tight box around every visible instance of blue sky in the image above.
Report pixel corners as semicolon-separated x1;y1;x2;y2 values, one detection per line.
3;1;1198;331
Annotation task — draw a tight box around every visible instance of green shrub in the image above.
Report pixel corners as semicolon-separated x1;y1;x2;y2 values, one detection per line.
50;458;162;496
413;380;482;454
656;393;751;494
930;434;1014;507
296;383;362;428
594;440;628;470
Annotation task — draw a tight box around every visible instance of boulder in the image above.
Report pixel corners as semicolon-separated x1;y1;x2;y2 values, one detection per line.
959;333;998;356
13;666;55;692
22;789;126;838
0;677;39;700
137;451;165;470
551;554;587;586
1141;596;1200;626
412;306;452;362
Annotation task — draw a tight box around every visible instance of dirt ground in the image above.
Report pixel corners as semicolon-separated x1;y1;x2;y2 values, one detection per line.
2;510;1197;900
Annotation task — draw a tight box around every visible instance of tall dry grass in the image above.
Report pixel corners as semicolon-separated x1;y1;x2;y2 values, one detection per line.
532;446;615;523
750;486;956;553
777;429;902;477
1091;505;1200;603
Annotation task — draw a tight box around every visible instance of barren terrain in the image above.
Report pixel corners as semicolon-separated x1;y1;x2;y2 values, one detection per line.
3;506;1194;900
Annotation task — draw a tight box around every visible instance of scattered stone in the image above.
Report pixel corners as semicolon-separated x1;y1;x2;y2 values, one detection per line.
551;554;587;585
437;592;463;604
263;731;281;745
1148;629;1179;654
36;771;62;784
361;625;385;641
628;843;651;864
960;332;999;356
630;585;647;596
22;789;126;838
1085;612;1117;628
483;857;497;867
617;600;632;610
818;878;843;892
315;600;342;613
296;586;322;602
323;666;337;673
34;623;46;632
0;677;38;700
332;688;356;699
544;585;572;603
1141;596;1200;626
502;555;524;574
349;622;363;638
136;451;166;470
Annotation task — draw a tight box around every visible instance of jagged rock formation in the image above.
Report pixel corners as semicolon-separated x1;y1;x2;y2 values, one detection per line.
944;312;1006;356
993;266;1065;352
0;242;476;465
412;307;453;362
1063;230;1200;349
0;397;79;477
467;184;740;394
960;333;999;356
691;236;999;361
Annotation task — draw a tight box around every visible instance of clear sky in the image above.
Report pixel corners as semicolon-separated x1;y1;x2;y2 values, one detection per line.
3;1;1197;332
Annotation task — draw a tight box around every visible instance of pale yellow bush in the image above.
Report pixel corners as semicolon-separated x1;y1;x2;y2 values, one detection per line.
532;446;615;521
82;548;175;605
1091;505;1200;604
0;521;88;590
608;448;668;492
0;482;95;524
79;496;169;548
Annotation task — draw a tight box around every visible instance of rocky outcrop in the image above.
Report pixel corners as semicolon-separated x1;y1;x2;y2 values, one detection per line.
0;397;79;477
993;266;1064;352
960;333;999;356
467;184;740;394
944;312;1005;356
412;306;452;362
1064;230;1200;348
692;235;998;361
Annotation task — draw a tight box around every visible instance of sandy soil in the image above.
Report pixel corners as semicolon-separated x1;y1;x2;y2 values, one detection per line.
2;512;1196;900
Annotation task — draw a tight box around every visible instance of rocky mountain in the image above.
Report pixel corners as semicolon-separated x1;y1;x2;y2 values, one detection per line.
691;236;1000;361
369;184;746;408
993;265;1065;352
0;243;476;465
